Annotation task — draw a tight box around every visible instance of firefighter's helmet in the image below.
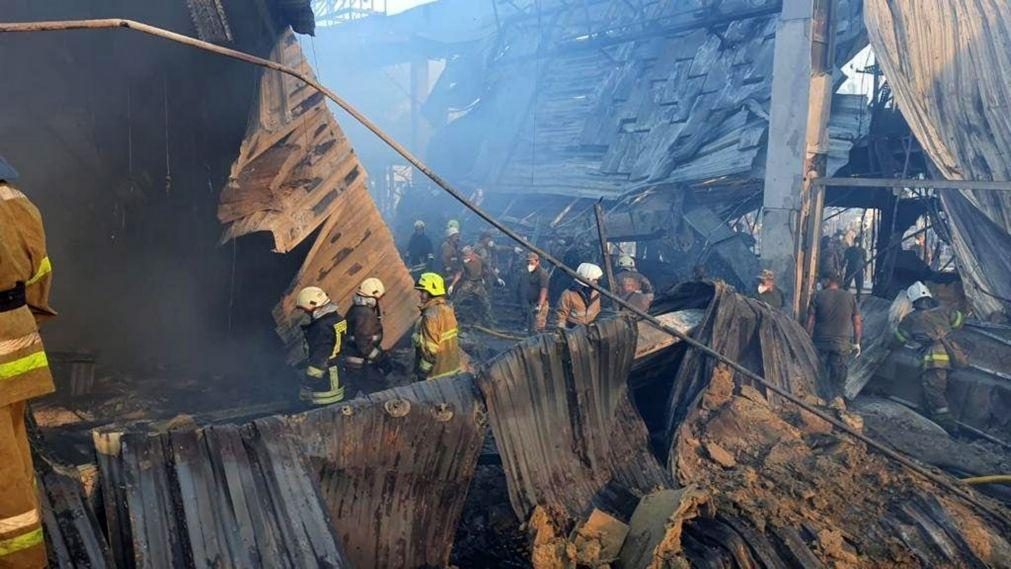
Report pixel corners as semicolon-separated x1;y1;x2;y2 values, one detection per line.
906;281;933;302
296;286;330;311
617;255;635;270
415;272;447;297
358;277;386;299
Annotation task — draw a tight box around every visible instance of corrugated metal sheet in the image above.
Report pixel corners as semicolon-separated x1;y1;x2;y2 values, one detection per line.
428;0;868;200
38;458;114;569
291;375;486;569
219;30;416;362
651;281;821;452
478;317;672;522
93;421;349;569
865;0;1011;319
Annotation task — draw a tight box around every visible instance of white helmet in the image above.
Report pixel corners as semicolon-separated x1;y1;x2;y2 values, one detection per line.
296;286;330;311
617;255;635;270
414;220;425;229
576;262;604;283
357;277;385;299
446;226;460;238
906;281;932;302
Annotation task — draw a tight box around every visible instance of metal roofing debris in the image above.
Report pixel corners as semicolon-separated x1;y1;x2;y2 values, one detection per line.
651;280;821;450
478;317;672;522
220;30;416;363
290;376;486;569
38;457;114;569
185;0;233;43
865;0;1011;320
93;420;349;569
428;0;869;200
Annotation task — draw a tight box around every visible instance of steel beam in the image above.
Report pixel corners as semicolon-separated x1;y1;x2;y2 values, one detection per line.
814;177;1011;191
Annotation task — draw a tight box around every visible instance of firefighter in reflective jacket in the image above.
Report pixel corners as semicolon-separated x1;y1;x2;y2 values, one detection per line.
556;263;604;329
894;281;965;433
296;287;347;405
0;160;55;569
344;277;390;392
413;273;461;380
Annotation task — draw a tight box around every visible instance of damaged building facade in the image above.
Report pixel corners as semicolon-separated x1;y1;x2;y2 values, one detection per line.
2;0;1011;568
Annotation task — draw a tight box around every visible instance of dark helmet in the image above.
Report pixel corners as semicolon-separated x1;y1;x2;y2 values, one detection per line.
0;155;19;182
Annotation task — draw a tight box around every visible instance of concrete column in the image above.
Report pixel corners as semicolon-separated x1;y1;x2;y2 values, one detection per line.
760;0;835;318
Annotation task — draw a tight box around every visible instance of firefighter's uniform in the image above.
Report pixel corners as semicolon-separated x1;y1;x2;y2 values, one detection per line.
345;296;387;391
413;274;461;380
555;286;602;329
895;305;965;427
301;303;348;405
0;181;54;568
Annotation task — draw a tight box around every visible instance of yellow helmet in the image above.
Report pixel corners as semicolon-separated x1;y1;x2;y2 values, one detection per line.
296;286;330;310
415;272;447;297
357;277;386;298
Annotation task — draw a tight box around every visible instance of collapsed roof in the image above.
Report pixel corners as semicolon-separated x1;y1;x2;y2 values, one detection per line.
425;0;869;202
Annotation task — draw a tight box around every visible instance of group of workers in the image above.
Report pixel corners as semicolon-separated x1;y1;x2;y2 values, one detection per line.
755;262;963;433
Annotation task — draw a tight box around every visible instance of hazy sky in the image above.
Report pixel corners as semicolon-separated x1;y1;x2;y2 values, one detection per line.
386;0;436;14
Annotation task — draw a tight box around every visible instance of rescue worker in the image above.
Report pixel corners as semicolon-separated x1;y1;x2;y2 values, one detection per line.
556;263;603;329
450;246;493;326
0;158;55;568
413;273;462;380
843;239;867;296
344;277;390;392
894;282;965;433
296;286;347;405
519;252;550;333
755;269;786;310
441;226;462;277
805;270;862;404
406;220;434;269
475;231;506;288
819;235;845;284
619;275;651;312
614;255;654;304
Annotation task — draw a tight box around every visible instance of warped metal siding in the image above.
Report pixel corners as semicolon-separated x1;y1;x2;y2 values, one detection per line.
220;30;416;362
93;421;349;569
291;376;486;569
478;317;672;522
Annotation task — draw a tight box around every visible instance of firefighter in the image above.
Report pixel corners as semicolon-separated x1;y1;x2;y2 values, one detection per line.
556;263;604;329
441;226;462;277
615;255;654;305
450;246;493;326
894;281;966;433
413;273;462;380
406;220;434;269
0;159;55;568
519;252;550;333
344;277;391;392
296;286;347;405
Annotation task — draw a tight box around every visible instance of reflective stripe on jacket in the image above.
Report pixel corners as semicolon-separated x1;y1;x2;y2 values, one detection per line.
0;183;54;407
895;306;965;370
413;297;461;379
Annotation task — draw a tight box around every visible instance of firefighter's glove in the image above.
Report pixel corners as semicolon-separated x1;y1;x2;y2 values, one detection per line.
496;278;506;287
851;343;862;358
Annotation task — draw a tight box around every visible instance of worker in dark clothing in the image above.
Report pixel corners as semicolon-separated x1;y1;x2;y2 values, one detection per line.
441;226;462;277
619;275;651;312
755;269;786;310
556;263;603;329
344;277;391;393
406;220;434;269
296;286;347;405
843;241;866;295
519;252;550;333
615;255;654;305
805;271;862;405
894;281;965;433
450;246;493;326
820;235;844;284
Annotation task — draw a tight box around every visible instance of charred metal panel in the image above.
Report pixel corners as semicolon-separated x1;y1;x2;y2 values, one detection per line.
291;375;486;569
185;0;233;43
478;317;672;522
38;458;114;569
93;421;349;569
653;281;820;449
221;30;416;363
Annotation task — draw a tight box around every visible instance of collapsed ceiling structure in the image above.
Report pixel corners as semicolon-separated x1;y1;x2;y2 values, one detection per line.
4;0;1011;568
